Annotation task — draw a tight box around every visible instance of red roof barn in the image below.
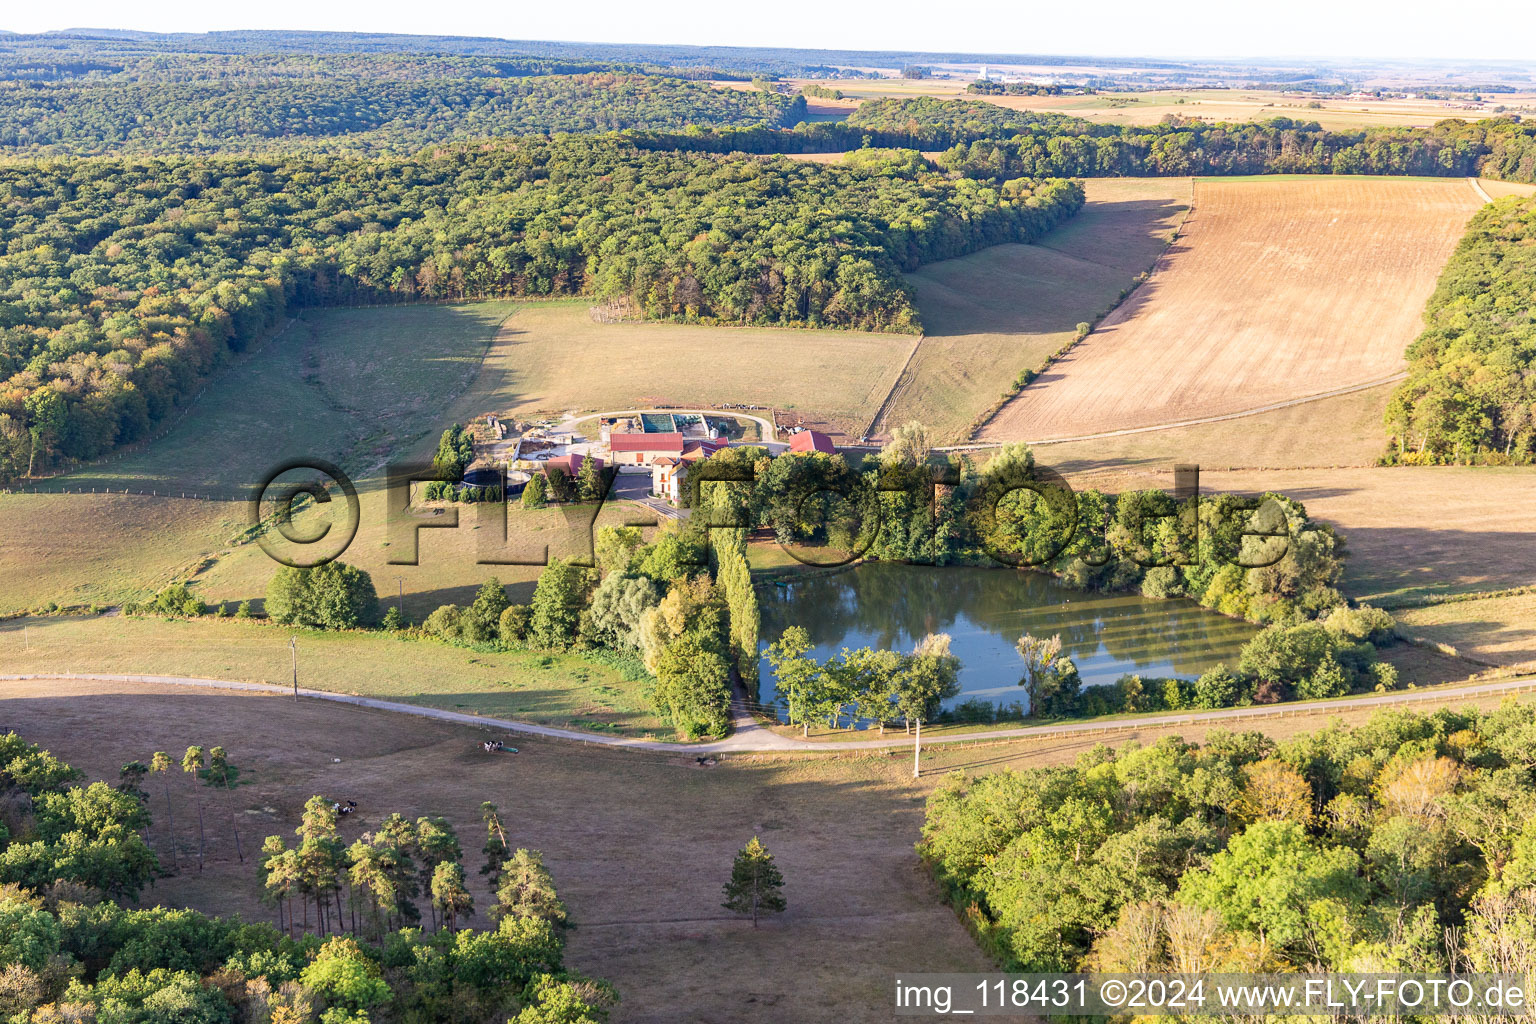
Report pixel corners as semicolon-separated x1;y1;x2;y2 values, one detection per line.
788;430;835;455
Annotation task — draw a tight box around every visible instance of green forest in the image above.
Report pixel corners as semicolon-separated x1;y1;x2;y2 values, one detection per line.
641;98;1536;183
1387;194;1536;463
0;73;805;155
0;733;612;1023
0;141;1081;481
921;702;1536;980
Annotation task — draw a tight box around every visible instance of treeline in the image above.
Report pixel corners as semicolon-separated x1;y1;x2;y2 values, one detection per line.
0;140;1084;482
0;73;806;154
921;701;1536;978
1386;194;1536;463
0;733;612;1022
632;98;1536;184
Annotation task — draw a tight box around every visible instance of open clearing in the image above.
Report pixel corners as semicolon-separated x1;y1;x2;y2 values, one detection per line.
979;176;1482;443
879;177;1192;441
6;679;1536;1020
1396;593;1536;670
1478;178;1536;199
482;301;909;439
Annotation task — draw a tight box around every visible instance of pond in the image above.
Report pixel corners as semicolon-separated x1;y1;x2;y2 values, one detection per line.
756;562;1256;713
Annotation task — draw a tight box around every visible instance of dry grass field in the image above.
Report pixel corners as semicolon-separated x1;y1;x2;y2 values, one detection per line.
6;679;1534;1019
0;679;992;1024
1396;593;1536;669
979;176;1482;443
485;301;910;438
1030;381;1395;474
880;178;1192;441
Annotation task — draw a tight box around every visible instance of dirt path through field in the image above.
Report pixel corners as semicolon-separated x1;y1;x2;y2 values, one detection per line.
9;670;1534;756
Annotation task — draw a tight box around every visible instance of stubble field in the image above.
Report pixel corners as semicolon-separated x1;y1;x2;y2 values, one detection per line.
978;176;1482;443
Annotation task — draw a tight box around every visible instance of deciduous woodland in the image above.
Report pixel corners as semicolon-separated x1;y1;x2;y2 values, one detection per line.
921;703;1536;977
0;142;1081;480
1387;194;1536;462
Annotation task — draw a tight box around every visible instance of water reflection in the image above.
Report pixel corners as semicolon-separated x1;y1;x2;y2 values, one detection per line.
757;562;1255;710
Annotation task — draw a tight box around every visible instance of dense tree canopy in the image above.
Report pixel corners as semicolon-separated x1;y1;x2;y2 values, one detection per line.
0;140;1081;481
0;73;806;155
1386;194;1536;463
921;702;1536;975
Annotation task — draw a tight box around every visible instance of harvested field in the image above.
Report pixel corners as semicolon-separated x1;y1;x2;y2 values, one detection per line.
878;177;1192;441
1030;381;1395;475
1478;178;1536;199
978;176;1482;443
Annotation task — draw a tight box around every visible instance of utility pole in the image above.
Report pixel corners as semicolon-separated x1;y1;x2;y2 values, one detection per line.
912;716;922;779
290;636;298;701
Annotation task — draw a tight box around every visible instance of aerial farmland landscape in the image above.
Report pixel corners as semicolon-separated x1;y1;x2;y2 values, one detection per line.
1;4;1536;1022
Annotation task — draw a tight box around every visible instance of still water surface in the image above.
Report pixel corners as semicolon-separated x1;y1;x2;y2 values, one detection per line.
757;562;1256;711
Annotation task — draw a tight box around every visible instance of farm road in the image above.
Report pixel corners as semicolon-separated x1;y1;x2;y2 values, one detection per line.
6;672;1535;759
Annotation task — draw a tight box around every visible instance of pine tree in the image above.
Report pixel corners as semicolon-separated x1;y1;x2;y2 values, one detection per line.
149;751;178;873
182;746;207;872
722;836;785;927
480;802;509;887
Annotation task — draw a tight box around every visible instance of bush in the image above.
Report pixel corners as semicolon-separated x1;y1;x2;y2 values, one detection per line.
498;604;532;645
265;561;379;629
521;473;548;509
180;596;206;617
1140;566;1185;599
1192;663;1242;709
381;605;405;631
1370;661;1401;691
423;604;465;638
1297;653;1350;700
1323;604;1397;645
235;600;252;619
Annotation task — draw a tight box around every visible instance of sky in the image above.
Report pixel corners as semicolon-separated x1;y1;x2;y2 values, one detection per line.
7;0;1536;62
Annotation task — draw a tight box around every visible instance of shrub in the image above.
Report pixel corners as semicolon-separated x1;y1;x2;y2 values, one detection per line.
423;604;465;639
1323;604;1397;645
521;473;548;509
1140;566;1185;599
1192;663;1242;708
1370;661;1401;691
380;605;405;631
498;604;532;645
235;600;252;619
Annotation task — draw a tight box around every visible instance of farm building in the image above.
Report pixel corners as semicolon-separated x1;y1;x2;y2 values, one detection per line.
608;431;685;466
650;439;729;504
787;429;836;455
544;452;603;478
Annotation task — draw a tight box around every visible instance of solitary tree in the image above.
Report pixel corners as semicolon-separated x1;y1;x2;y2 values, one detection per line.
896;633;962;777
1016;632;1064;716
149;751;178;872
722;836;786;928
